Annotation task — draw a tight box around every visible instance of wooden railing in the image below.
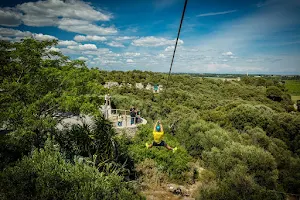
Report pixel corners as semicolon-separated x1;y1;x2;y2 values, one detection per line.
109;109;142;127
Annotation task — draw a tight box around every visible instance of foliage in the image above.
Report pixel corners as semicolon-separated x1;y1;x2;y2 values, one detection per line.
128;125;192;183
0;139;143;200
266;86;283;101
228;104;274;130
1;39;300;199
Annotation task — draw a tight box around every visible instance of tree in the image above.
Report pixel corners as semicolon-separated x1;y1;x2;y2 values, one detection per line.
0;139;142;200
266;86;283;101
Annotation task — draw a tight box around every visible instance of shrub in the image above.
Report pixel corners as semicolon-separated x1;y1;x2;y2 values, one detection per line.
266;86;283;101
128;125;192;183
0;139;143;200
228;104;274;130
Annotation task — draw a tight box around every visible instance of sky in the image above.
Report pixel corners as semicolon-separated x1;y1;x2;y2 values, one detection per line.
0;0;300;74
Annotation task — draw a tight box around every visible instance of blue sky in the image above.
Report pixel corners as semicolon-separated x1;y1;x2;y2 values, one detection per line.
0;0;300;74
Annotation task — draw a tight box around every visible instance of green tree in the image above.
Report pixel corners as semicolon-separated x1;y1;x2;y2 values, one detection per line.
0;139;142;200
266;86;283;101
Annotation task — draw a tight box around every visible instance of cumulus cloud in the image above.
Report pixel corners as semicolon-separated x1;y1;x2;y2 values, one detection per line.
158;53;166;58
77;56;89;61
0;35;12;41
0;27;31;37
126;59;134;63
58;40;78;46
81;48;110;56
58;18;117;35
49;47;60;52
222;51;233;56
132;36;183;47
115;36;137;40
33;33;57;41
0;8;22;27
0;0;116;35
164;46;174;52
0;27;57;41
17;0;112;26
74;35;107;42
124;52;140;57
68;44;97;51
105;41;125;47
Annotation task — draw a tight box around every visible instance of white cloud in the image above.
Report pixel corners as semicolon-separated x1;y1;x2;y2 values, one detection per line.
205;63;231;73
0;0;116;35
105;41;125;47
222;51;233;56
81;48;110;56
0;27;31;37
132;36;183;47
68;44;97;51
77;56;88;61
164;46;174;51
0;8;22;27
58;40;78;46
33;33;57;41
49;47;60;52
126;59;134;63
74;35;87;42
16;0;112;27
197;10;237;17
0;35;12;40
158;53;166;58
115;36;137;40
0;27;57;41
124;52;140;57
58;18;117;35
74;35;107;42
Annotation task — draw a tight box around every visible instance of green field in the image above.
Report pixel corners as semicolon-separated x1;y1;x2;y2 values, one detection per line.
291;96;300;103
285;80;300;96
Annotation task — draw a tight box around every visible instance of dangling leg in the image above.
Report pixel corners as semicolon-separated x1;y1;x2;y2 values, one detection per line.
165;144;173;150
164;142;177;152
146;142;153;149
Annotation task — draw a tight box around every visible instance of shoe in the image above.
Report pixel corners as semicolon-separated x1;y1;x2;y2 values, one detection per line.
145;143;149;149
172;147;178;153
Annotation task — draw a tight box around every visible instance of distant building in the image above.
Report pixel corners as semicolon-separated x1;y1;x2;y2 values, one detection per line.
145;83;152;90
104;82;119;88
127;83;132;88
135;83;144;89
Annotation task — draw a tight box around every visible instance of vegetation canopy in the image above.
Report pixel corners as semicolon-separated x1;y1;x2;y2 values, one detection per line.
0;39;300;199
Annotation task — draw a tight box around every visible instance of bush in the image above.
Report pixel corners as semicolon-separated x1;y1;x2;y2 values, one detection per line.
228;104;274;130
267;86;283;101
0;139;143;200
128;125;192;182
197;164;285;200
202;143;278;189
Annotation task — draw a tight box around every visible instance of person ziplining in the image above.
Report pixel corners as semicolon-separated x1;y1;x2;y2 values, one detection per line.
146;120;177;153
144;0;186;153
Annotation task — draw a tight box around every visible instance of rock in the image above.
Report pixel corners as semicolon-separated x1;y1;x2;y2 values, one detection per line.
167;184;190;197
104;82;119;88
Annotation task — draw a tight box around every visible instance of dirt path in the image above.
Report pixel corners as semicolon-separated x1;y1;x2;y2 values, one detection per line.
141;180;203;200
140;166;204;200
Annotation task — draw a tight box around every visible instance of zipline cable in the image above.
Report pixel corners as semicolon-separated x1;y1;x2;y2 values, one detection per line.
165;0;188;91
